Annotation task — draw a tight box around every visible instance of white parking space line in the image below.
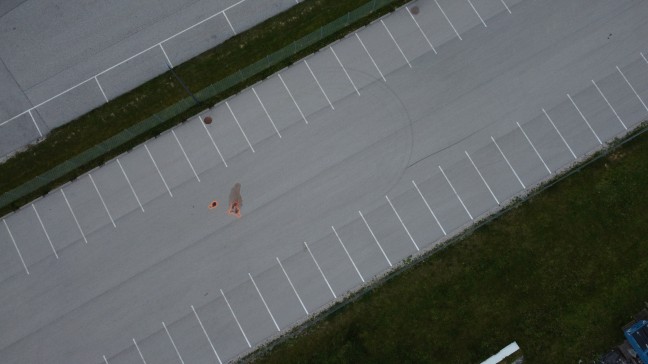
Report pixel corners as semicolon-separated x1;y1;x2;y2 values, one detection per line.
438;165;473;220
435;0;462;40
252;87;282;138
223;11;237;34
465;151;500;204
617;65;648;112
95;76;109;102
642;52;648;64
358;210;393;266
355;33;387;82
330;46;361;95
162;322;185;364
467;0;487;27
516;122;552;174
406;6;437;54
103;354;110;364
28;109;43;137
385;195;419;251
88;174;116;227
199;116;228;167
32;204;58;259
542;108;577;159
411;180;447;236
3;219;29;275
172;130;202;181
304;241;337;298
117;158;145;211
592;80;627;130
191;305;223;364
276;257;309;315
500;0;512;14
331;226;365;282
278;74;309;124
380;20;412;68
225;101;255;152
248;273;281;331
61;189;88;244
491;136;526;189
567;94;602;145
304;60;335;109
144;144;173;197
159;43;174;68
220;289;251;348
132;338;147;364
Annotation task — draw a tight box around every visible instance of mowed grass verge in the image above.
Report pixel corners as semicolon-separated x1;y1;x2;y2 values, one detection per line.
0;0;407;216
249;128;648;363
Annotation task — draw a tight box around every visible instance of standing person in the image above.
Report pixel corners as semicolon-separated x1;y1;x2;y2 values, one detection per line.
227;183;242;218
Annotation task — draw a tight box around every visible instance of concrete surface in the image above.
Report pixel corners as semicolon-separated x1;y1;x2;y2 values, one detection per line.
1;0;648;362
0;0;298;158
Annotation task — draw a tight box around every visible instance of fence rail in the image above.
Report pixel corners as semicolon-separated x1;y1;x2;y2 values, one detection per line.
0;0;398;213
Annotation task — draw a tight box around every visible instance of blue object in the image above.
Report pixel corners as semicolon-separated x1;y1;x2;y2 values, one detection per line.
624;320;648;364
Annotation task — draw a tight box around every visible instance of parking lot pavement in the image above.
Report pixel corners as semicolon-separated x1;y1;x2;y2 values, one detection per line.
5;0;648;362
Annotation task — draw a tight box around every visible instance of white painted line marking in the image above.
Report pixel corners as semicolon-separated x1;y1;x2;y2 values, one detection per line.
516;122;552;174
95;76;109;102
61;189;88;244
406;7;437;54
144;144;173;197
223;11;237;34
159;44;174;68
330;46;361;95
225;101;255;153
500;0;512;14
304;241;337;298
358;210;392;266
491;136;525;189
276;257;309;315
162;322;185;364
332;226;365;282
132;338;147;364
355;33;387;82
252;87;281;138
172;130;201;181
199;116;228;167
467;0;487;27
435;0;462;40
567;94;602;145
412;180;446;236
642;52;648;64
3;219;29;275
249;273;281;331
103;355;110;364
438;165;473;220
89;174;116;227
304;60;335;109
191;305;223;364
220;289;251;348
542;108;577;160
117;158;145;211
32;204;58;259
28;110;43;137
592;79;627;130
380;20;411;68
465;151;500;204
278;74;309;124
617;65;648;112
385;195;419;251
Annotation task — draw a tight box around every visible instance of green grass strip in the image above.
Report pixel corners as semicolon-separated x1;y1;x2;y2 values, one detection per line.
248;124;648;363
0;0;408;217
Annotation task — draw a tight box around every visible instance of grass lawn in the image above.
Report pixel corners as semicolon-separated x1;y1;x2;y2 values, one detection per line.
0;0;407;216
249;128;648;363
